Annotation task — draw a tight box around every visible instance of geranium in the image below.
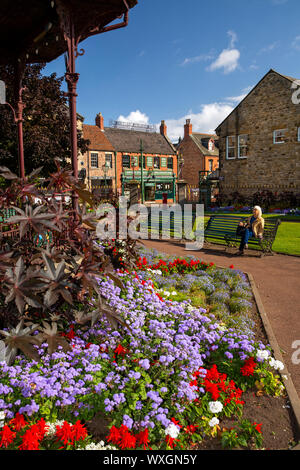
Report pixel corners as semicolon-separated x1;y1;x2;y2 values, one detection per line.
253;422;262;433
241;357;257;376
0;425;16;448
209;417;220;428
208;401;223;414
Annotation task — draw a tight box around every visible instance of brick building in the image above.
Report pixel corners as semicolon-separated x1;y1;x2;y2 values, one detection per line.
215;69;300;201
79;114;116;194
177;119;219;186
80;114;178;203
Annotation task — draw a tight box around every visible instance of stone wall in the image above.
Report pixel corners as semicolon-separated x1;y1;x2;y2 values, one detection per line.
216;71;300;199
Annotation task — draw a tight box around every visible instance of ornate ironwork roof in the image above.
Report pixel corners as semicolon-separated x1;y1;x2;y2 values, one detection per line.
0;0;138;65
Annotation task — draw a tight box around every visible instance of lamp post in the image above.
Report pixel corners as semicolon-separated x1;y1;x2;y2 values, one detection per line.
102;161;109;197
140;139;145;204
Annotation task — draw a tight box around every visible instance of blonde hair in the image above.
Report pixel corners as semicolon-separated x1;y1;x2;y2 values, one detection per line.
253;206;262;218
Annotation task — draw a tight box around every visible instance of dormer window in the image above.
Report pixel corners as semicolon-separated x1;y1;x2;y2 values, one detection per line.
208;140;214;151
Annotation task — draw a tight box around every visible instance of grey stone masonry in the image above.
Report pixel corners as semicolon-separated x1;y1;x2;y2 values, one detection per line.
215;69;300;198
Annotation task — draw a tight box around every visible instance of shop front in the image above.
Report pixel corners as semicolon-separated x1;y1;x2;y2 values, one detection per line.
121;170;176;204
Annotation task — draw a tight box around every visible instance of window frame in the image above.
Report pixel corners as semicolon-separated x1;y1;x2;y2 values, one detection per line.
122;154;131;169
273;129;287;145
153;156;161;169
105;153;113;169
297;127;300;142
238;134;249;159
226;136;236;160
167;157;173;169
90;152;99;168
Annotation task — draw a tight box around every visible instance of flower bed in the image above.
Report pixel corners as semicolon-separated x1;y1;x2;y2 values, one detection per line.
0;248;298;450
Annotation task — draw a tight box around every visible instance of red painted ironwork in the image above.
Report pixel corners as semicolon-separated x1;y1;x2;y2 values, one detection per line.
55;0;132;216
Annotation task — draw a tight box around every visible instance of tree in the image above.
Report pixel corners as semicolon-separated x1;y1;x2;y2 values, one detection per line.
0;64;89;177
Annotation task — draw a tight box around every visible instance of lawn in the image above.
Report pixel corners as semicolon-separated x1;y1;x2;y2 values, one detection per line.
204;214;300;256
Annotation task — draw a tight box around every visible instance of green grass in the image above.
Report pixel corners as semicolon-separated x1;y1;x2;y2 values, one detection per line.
272;222;300;256
204;214;300;256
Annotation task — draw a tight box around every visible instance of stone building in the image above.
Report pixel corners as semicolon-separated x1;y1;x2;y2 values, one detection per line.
177;119;219;186
215;69;300;201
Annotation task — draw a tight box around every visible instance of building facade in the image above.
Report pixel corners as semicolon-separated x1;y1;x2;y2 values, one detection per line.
215;69;300;200
80;114;178;203
79;114;116;194
177;119;219;186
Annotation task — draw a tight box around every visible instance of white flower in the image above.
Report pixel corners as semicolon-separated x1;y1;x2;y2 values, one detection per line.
208;401;223;414
0;411;5;421
256;349;270;361
171;291;177;296
269;357;285;371
164;291;171;297
81;441;117;451
155;269;162;275
209;417;220;428
165;423;180;439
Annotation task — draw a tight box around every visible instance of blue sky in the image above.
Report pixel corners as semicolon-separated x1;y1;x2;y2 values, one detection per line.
44;0;300;141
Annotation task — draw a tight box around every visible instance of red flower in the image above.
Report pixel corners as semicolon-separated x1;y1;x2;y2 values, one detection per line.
136;429;150;449
118;425;136;450
171;418;182;429
229;264;234;269
241;357;257;376
186;425;199;434
0;425;16;448
9;413;27;431
253;422;262;433
107;425;121;445
72;420;88;442
55;421;74;446
31;418;48;441
19;428;40;451
165;435;178;449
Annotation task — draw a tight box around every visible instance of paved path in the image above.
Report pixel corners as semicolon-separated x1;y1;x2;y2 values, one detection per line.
141;239;300;398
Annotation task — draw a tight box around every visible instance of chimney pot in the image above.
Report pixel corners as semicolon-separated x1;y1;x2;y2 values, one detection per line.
95;113;104;131
184;119;192;138
160;120;167;136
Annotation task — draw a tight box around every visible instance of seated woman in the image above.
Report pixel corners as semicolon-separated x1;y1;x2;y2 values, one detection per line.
236;206;265;256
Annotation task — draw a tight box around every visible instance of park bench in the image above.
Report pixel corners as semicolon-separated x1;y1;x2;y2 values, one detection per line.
203;215;281;257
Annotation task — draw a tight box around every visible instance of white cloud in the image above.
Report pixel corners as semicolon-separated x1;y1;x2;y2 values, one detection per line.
180;53;214;67
117;110;149;124
207;31;240;74
158;103;234;142
226;85;254;103
258;41;279;54
208;49;240;74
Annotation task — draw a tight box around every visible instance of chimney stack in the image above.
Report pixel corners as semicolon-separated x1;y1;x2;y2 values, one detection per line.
95;112;104;131
160;120;167;136
184;119;192;139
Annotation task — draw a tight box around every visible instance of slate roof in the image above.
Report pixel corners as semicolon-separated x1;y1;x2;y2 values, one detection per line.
104;127;176;155
190;133;219;157
83;125;115;152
